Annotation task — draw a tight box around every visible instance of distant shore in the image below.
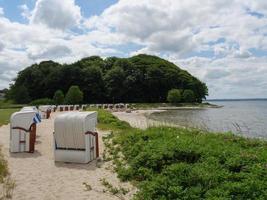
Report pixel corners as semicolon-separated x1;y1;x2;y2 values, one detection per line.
130;102;222;110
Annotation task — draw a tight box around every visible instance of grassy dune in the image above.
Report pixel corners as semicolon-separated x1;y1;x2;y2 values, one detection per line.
92;109;267;200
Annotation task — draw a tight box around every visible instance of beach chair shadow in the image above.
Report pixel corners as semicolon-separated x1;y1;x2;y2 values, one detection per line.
9;150;42;158
54;159;99;171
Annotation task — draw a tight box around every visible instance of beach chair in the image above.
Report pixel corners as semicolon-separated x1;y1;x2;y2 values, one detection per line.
10;111;41;153
82;104;88;110
52;105;57;112
65;105;69;111
39;105;52;119
53;112;99;163
58;105;64;112
74;105;80;110
70;105;74;111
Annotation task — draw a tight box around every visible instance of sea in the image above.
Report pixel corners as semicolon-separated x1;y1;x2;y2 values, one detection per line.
148;100;267;139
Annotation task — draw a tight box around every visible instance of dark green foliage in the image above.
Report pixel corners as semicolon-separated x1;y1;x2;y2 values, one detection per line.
65;85;83;104
107;126;267;200
30;98;54;106
8;54;208;103
167;89;182;103
183;89;196;102
53;90;64;105
12;85;31;104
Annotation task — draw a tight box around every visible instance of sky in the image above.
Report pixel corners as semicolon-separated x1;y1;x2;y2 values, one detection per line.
0;0;267;99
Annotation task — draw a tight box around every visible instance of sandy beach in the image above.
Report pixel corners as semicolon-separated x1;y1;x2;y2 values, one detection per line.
0;112;135;200
113;110;177;130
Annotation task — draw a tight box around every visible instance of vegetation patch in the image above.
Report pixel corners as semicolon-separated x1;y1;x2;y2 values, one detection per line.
87;108;131;131
0;109;20;127
96;109;267;200
6;54;208;104
0;148;15;199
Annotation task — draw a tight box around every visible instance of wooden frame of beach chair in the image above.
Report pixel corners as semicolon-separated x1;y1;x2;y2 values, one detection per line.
53;112;99;163
10;111;38;153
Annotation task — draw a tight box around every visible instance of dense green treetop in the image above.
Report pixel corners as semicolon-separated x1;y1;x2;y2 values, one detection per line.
53;90;64;105
64;85;83;105
7;54;208;103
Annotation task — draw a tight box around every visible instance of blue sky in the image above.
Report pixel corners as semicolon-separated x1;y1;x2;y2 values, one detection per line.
0;0;118;22
0;0;267;99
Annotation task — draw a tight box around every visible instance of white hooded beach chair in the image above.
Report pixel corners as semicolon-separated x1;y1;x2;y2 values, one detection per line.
39;105;52;119
10;111;41;153
81;104;87;110
51;105;57;112
53;112;99;163
21;106;38;112
74;105;80;110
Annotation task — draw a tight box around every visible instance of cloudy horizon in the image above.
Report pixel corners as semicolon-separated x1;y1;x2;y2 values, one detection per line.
0;0;267;99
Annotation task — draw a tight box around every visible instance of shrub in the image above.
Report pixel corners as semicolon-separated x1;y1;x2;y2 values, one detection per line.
182;89;195;102
167;89;182;103
30;98;54;106
65;85;83;105
107;126;267;200
53;90;64;105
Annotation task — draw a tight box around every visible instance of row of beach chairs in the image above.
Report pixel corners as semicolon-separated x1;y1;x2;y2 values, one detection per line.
9;106;99;163
89;103;130;110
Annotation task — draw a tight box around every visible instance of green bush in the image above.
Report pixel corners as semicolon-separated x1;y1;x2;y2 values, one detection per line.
167;89;182;103
30;98;54;106
107;127;267;200
182;89;196;102
53;90;64;105
65;85;83;105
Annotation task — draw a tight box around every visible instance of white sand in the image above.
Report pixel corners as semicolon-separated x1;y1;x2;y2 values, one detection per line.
0;112;135;200
113;110;167;129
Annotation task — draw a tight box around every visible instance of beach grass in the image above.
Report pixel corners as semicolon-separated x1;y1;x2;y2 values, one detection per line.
0;143;13;199
96;109;267;199
0;108;20;127
86;108;131;131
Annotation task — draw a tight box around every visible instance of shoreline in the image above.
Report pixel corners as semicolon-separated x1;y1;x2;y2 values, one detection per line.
113;109;182;130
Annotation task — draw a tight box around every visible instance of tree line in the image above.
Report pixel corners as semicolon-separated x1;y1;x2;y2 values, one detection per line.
6;54;208;104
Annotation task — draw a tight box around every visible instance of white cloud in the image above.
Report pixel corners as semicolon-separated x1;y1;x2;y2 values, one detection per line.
19;4;31;20
30;0;81;30
0;0;267;99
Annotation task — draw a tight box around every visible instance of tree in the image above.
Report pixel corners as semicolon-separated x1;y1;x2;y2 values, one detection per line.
7;54;208;103
64;85;83;104
167;89;182;103
53;90;64;105
182;89;195;102
14;85;31;104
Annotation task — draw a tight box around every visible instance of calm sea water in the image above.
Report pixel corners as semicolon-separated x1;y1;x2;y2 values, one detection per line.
149;100;267;139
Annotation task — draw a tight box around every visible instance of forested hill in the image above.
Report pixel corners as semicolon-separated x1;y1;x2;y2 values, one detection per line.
7;54;208;103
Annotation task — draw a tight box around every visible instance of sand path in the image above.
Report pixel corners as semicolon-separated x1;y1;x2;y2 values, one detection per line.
0;112;135;200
